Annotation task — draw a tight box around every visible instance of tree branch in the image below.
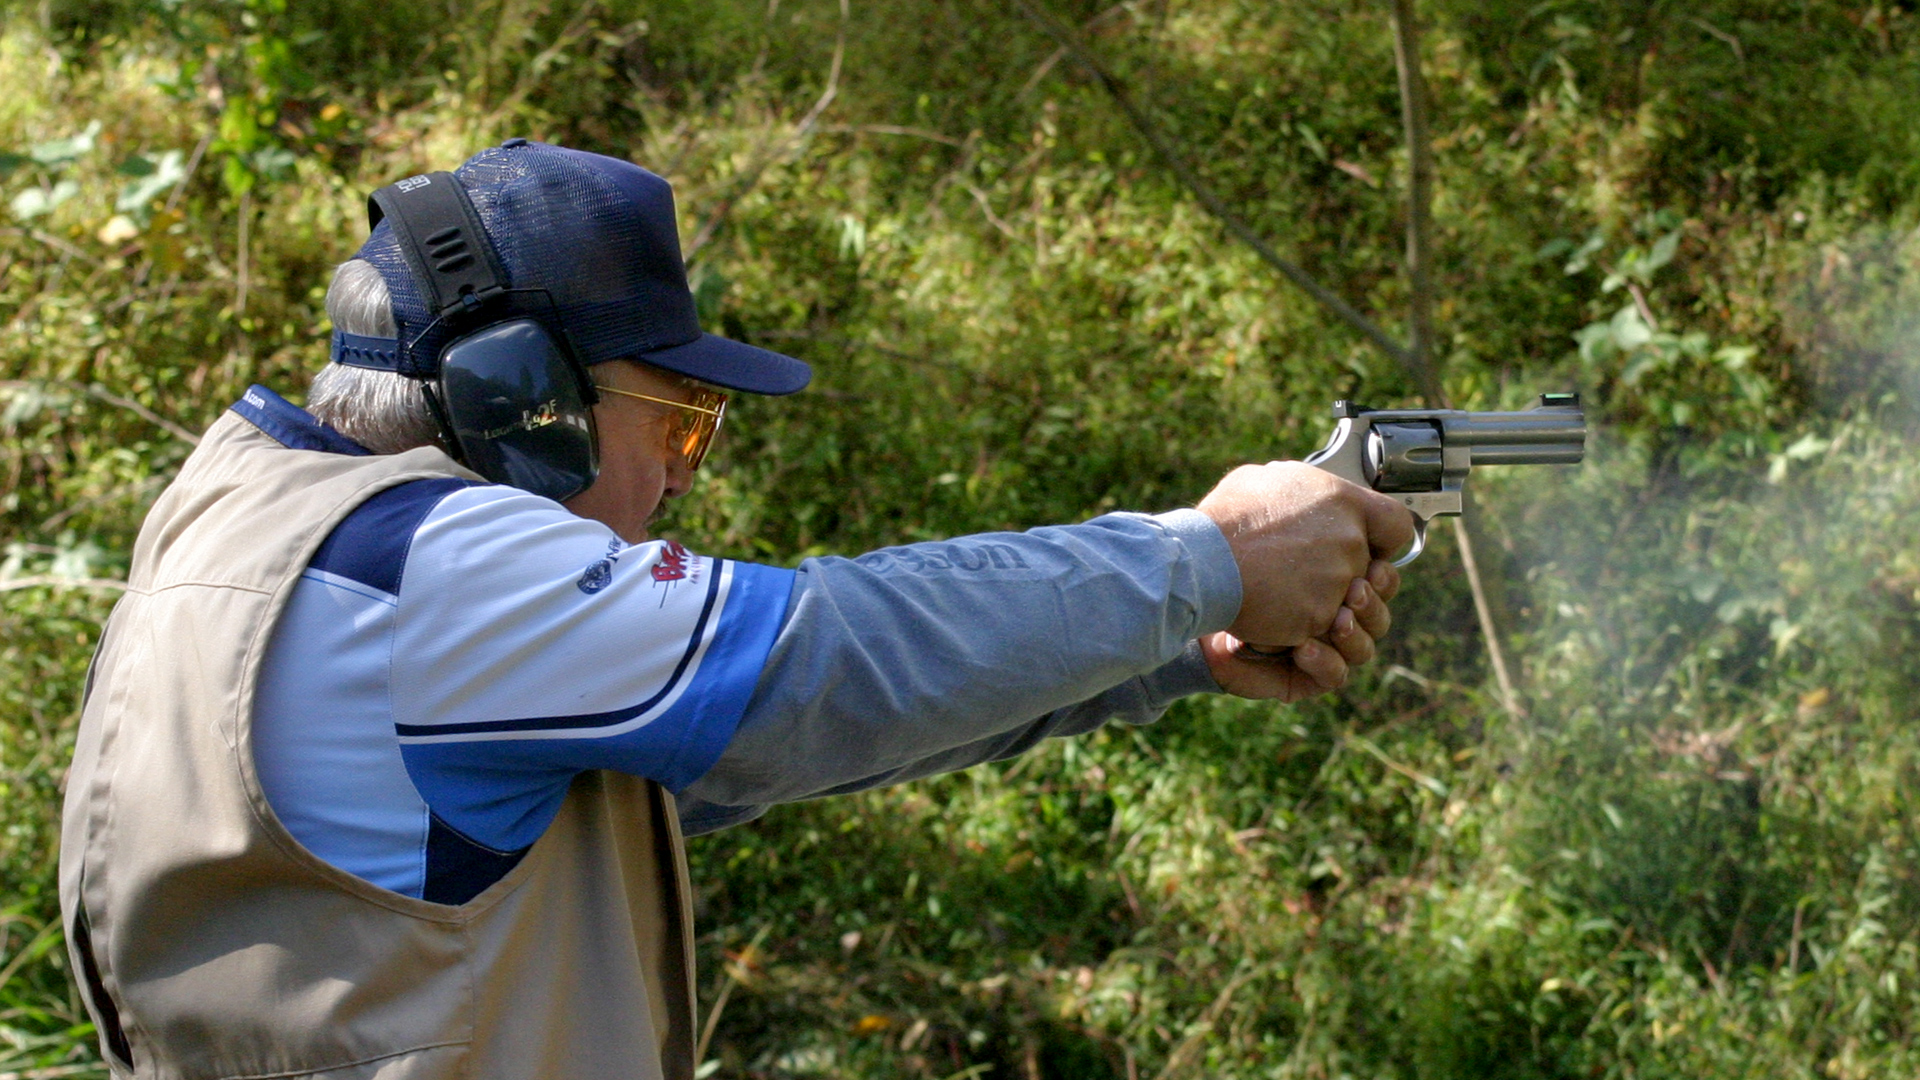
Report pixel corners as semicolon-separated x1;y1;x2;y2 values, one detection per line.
1450;516;1522;719
1005;0;1418;375
82;383;203;446
0;576;128;594
1389;0;1521;721
686;0;849;260
1389;0;1444;406
816;123;967;147
0;380;202;446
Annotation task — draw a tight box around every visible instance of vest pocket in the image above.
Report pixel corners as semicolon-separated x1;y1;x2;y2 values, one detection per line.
71;900;133;1070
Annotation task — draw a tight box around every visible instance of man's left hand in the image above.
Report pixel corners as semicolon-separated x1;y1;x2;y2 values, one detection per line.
1200;558;1399;702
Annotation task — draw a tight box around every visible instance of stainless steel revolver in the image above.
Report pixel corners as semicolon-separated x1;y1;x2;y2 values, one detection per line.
1305;393;1587;565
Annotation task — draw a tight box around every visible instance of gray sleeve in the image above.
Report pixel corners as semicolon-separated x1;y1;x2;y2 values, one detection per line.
677;509;1239;834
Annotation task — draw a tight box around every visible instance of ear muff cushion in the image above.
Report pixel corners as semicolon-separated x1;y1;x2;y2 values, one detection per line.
437;320;598;501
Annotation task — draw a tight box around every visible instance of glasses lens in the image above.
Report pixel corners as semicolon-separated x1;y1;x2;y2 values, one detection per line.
674;391;727;469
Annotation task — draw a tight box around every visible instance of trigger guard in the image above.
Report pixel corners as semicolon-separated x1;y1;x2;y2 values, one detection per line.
1391;520;1429;567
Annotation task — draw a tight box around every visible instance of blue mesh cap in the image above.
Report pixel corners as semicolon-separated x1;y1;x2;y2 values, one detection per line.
352;139;811;395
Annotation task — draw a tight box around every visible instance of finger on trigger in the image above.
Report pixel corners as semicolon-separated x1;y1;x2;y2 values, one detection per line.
1293;639;1349;690
1361;490;1417;559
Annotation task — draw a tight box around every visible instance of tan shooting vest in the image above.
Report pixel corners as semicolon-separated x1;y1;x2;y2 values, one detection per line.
58;408;698;1079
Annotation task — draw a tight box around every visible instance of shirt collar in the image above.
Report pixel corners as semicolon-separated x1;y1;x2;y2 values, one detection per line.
229;385;373;456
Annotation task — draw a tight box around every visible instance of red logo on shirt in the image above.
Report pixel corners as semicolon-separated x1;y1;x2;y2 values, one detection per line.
650;540;691;582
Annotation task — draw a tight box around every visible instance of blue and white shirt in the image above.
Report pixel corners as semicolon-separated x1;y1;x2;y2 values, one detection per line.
243;387;1241;905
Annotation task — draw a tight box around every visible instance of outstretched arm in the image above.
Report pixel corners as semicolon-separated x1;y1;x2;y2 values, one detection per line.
680;510;1241;819
677;463;1412;833
678;639;1221;836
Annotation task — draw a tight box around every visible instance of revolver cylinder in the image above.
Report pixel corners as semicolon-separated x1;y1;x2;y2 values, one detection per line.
1368;422;1445;491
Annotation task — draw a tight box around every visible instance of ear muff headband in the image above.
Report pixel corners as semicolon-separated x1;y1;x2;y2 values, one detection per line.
367;172;600;502
367;172;509;321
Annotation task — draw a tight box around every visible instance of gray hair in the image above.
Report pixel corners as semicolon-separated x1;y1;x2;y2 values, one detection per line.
308;260;442;454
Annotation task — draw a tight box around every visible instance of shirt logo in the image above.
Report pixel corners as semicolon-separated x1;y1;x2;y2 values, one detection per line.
651;540;691;582
576;539;626;595
576;560;613;594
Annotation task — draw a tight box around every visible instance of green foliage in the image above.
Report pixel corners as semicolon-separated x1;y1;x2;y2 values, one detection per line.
4;0;1920;1076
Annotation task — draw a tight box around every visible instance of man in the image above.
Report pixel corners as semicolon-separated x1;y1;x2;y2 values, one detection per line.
60;140;1411;1079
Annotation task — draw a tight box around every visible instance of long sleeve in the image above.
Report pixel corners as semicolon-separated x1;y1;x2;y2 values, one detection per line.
677;509;1240;833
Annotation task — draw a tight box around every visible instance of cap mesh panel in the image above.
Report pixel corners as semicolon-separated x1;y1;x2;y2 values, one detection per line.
354;142;699;377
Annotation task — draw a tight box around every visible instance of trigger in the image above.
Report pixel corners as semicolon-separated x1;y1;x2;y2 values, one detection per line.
1391;519;1428;568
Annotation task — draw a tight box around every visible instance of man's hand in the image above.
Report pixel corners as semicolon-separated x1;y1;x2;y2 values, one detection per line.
1197;461;1416;647
1200;560;1400;701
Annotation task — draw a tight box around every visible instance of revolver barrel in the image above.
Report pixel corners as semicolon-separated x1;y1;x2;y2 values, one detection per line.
1448;408;1587;467
1304;392;1585;564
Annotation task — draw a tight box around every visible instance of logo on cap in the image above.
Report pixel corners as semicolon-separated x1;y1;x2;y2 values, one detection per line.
395;175;433;194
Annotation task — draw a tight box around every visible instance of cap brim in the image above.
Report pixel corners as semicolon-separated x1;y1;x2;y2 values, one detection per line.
631;333;812;396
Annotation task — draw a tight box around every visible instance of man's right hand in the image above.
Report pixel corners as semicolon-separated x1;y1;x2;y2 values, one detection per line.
1195;461;1416;650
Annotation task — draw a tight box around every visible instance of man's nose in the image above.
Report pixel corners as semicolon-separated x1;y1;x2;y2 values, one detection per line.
661;451;695;500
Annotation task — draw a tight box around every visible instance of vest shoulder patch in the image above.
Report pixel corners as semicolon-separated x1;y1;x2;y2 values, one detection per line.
310;478;477;596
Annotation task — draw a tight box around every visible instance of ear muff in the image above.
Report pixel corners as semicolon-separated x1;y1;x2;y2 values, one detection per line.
369;171;601;502
435;320;598;501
